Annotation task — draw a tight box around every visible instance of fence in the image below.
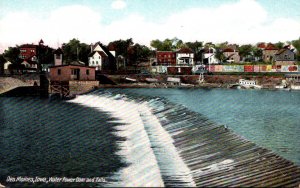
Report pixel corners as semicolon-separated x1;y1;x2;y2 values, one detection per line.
207;65;299;73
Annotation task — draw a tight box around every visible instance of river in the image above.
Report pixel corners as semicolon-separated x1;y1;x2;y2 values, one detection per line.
0;88;299;187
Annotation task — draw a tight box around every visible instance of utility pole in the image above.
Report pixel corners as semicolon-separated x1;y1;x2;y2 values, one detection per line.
38;39;49;98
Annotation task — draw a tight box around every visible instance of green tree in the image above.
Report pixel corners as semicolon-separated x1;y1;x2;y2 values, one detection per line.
274;41;284;49
38;46;54;65
215;47;226;63
150;39;163;50
127;43;151;64
253;47;263;62
62;38;90;64
238;44;254;61
3;46;21;64
108;38;134;64
150;38;184;51
291;37;300;61
186;41;203;62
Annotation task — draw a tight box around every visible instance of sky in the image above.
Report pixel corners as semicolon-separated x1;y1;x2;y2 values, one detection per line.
0;0;299;52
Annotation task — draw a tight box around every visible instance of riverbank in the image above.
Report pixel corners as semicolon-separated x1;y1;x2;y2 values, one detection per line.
0;77;33;94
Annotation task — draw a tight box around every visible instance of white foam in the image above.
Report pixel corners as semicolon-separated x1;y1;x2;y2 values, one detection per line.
139;102;196;187
69;95;164;187
69;94;196;187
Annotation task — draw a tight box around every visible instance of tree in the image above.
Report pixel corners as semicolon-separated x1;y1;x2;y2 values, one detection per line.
186;41;203;62
127;43;151;64
0;54;6;75
108;38;134;64
275;41;284;49
215;47;226;63
3;46;21;64
150;39;163;50
38;46;54;65
62;38;90;64
291;37;300;61
108;38;134;57
238;44;254;62
150;38;184;51
252;47;263;62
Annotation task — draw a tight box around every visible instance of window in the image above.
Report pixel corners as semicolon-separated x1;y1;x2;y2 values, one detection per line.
284;54;288;60
58;69;61;75
56;54;61;59
86;69;90;75
71;69;79;75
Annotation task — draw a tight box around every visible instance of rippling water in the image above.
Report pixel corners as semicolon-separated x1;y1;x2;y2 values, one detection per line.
0;97;125;187
109;88;300;166
1;88;299;187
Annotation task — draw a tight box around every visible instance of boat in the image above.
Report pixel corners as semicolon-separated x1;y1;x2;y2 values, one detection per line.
291;85;300;90
125;77;137;82
145;78;158;83
238;79;262;89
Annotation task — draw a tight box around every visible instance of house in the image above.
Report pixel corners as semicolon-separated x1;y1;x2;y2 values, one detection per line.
49;62;98;97
223;48;240;63
275;48;296;65
21;59;38;72
89;42;116;71
202;47;219;64
156;51;176;66
50;63;95;82
176;48;194;66
19;44;37;60
257;42;267;50
262;43;278;62
18;39;52;72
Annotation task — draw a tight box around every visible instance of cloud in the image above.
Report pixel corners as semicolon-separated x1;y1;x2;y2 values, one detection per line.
0;5;103;52
0;0;300;53
102;0;300;45
111;0;127;10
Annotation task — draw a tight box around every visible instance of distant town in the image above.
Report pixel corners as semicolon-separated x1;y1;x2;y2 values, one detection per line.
0;37;300;97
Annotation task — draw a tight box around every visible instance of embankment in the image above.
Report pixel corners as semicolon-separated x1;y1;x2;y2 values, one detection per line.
0;77;34;94
103;74;284;89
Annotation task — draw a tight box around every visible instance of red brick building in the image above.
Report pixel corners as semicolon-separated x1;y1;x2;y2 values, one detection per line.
49;63;98;97
50;64;96;82
19;44;37;60
156;51;176;66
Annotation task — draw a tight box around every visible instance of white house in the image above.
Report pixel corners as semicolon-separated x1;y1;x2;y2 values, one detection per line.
89;51;107;70
89;42;116;71
176;48;194;66
4;61;12;70
202;47;220;64
21;60;37;69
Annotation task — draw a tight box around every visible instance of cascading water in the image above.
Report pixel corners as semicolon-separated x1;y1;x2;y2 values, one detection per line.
69;91;196;187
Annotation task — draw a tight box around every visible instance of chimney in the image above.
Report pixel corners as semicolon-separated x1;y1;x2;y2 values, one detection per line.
90;43;93;52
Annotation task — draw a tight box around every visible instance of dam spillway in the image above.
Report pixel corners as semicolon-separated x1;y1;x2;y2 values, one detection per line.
1;88;299;187
70;90;300;187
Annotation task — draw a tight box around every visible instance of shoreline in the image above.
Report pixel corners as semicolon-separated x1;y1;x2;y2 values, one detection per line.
96;83;299;91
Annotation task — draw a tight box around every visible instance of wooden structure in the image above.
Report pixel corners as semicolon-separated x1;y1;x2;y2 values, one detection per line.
50;81;70;97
